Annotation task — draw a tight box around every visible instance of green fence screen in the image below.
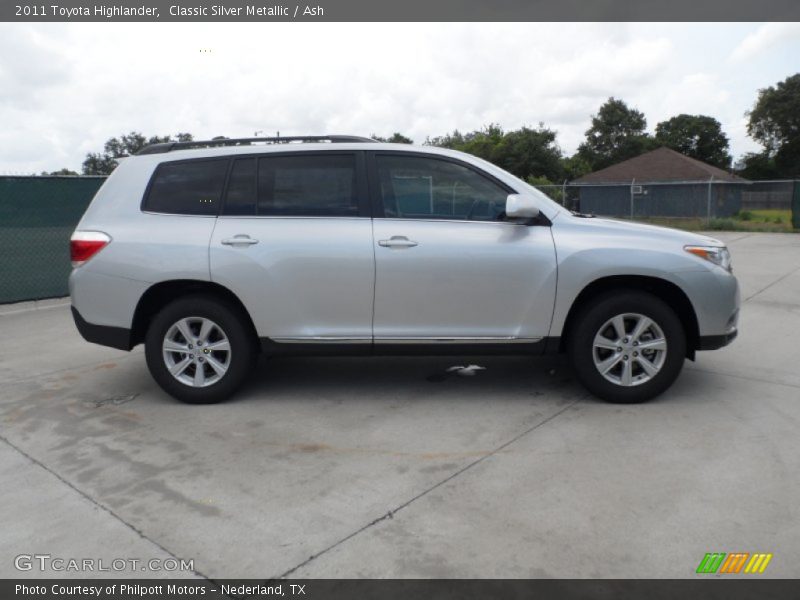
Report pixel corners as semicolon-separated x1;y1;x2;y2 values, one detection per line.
0;176;106;304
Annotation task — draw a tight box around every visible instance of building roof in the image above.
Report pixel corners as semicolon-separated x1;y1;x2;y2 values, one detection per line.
574;147;748;184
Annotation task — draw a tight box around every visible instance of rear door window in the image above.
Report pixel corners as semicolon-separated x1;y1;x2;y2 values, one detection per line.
144;159;228;215
257;154;358;217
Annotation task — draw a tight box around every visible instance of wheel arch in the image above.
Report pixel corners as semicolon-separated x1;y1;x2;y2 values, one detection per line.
558;275;700;359
131;280;258;349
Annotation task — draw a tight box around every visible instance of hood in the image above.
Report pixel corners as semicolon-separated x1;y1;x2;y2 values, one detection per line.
562;214;725;247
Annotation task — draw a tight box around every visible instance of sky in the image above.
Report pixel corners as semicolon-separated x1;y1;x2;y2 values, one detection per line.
0;22;798;174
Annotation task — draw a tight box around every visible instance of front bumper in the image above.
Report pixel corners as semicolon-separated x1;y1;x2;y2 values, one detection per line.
675;266;740;347
697;328;738;350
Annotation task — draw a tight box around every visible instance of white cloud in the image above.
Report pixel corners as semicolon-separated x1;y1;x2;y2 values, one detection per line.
540;38;673;98
0;27;71;110
653;73;731;123
730;22;800;62
0;22;795;173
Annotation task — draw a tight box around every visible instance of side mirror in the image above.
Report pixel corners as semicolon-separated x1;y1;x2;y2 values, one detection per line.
505;194;540;220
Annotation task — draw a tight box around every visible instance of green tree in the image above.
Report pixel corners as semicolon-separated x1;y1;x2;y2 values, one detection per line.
562;154;592;181
427;124;564;182
456;124;506;163
40;168;79;176
747;73;800;177
577;97;655;171
425;129;467;149
736;152;780;180
82;131;193;175
426;124;503;157
372;132;413;144
655;114;732;168
492;125;564;182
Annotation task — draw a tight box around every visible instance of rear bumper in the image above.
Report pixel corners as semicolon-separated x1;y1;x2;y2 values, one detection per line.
697;328;738;351
71;306;133;351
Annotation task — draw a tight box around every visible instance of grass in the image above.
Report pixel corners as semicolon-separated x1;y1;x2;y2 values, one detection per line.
625;209;797;233
749;209;792;223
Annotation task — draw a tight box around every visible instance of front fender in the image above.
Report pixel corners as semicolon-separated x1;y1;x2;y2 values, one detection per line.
548;245;707;337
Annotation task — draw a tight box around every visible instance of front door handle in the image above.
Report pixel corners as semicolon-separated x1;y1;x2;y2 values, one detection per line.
378;236;418;249
221;234;259;246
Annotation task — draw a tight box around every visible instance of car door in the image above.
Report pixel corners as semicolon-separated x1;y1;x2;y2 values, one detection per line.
210;151;375;342
369;152;557;343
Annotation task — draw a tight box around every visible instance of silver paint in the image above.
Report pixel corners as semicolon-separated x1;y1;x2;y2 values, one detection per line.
69;142;739;348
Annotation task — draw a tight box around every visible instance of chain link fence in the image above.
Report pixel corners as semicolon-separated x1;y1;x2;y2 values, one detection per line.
0;176;106;304
531;179;798;226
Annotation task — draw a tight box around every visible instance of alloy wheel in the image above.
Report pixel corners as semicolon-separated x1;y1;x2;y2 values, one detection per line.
162;317;232;387
592;312;667;387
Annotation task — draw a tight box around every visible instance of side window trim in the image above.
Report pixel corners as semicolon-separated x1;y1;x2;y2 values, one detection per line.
366;151;514;222
219;158;235;217
220;156;256;217
355;150;371;218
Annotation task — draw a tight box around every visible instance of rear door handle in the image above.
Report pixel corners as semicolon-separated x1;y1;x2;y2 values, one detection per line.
221;234;259;246
378;236;418;249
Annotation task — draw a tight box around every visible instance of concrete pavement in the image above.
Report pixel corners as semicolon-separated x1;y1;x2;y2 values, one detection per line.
1;232;798;579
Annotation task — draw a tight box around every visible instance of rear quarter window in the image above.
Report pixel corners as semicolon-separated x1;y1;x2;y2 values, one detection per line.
143;159;229;215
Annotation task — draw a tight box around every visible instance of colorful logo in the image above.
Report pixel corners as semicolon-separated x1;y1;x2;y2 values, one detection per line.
696;552;773;574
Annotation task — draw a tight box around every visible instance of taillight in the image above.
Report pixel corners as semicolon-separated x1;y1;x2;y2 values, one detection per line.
70;231;111;267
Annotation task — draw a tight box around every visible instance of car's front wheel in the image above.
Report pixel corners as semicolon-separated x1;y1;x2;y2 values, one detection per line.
567;290;686;403
145;295;256;404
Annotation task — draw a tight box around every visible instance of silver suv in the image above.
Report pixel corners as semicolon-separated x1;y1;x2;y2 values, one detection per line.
69;136;739;404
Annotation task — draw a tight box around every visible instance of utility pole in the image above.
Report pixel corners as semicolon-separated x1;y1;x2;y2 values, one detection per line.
630;178;635;219
706;176;714;225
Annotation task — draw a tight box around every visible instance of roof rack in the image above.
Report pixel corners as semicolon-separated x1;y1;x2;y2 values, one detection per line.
137;135;376;155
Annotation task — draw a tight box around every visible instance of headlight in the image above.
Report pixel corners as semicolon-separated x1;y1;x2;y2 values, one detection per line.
684;245;732;272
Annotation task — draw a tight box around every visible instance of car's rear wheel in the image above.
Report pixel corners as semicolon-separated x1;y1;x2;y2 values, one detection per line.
145;295;256;404
567;291;686;403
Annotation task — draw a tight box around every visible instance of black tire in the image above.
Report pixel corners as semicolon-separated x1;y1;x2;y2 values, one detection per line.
145;294;256;404
567;290;686;403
